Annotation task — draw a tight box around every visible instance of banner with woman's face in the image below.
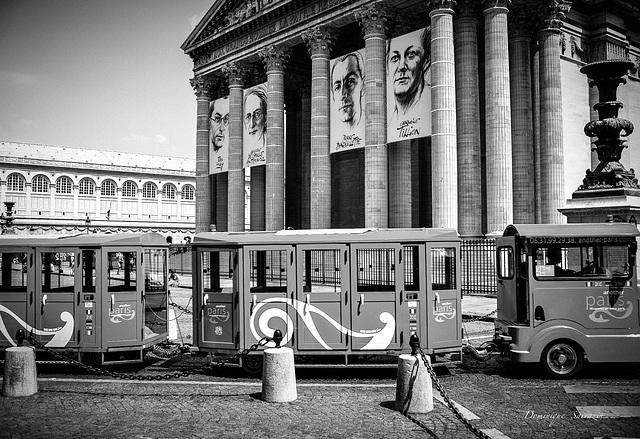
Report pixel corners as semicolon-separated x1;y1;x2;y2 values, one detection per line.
329;49;366;153
209;96;229;174
243;83;268;168
386;27;431;144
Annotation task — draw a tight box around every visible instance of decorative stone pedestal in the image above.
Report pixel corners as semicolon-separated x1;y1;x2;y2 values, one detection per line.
560;188;640;224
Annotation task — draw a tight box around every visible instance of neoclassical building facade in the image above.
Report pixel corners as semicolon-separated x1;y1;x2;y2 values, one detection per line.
182;0;640;236
0;142;197;241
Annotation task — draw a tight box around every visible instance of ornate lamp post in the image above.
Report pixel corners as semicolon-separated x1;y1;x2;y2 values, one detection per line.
0;202;17;234
85;214;91;234
578;59;636;191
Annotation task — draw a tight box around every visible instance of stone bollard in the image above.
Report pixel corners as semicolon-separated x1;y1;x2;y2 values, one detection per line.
395;335;433;414
261;330;297;403
2;346;38;397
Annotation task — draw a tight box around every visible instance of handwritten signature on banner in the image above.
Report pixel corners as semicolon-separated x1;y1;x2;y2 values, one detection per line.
395;117;421;139
335;134;363;151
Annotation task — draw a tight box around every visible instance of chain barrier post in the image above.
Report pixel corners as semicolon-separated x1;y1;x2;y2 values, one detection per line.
262;329;297;403
2;331;38;397
395;334;433;413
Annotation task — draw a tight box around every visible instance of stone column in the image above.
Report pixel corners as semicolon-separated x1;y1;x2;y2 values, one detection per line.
430;0;457;230
356;3;390;229
259;46;291;231
298;83;312;229
389;140;412;228
483;0;512;234
537;0;571;224
509;7;535;224
532;49;542;223
189;75;214;233
250;167;265;231
222;62;248;232
302;27;336;230
454;0;482;237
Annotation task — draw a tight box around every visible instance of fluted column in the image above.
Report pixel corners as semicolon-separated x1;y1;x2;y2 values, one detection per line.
454;0;482;237
509;7;535;224
259;46;291;231
302;27;336;229
299;84;312;229
483;0;512;234
222;62;248;232
356;3;390;229
533;49;542;223
537;0;571;224
189;76;214;233
430;0;457;229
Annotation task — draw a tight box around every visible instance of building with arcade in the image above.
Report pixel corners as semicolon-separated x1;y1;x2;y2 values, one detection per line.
182;0;640;237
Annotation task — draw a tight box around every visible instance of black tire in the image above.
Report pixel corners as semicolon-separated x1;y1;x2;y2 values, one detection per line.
541;341;583;379
241;354;264;374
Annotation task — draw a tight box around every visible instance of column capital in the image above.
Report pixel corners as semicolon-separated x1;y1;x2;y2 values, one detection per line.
455;0;478;19
508;7;536;40
428;0;457;12
190;76;215;98
535;0;571;32
222;61;250;87
355;2;390;38
301;26;337;57
258;45;292;73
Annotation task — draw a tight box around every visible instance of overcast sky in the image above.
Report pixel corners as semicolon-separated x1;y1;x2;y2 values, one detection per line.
0;0;214;159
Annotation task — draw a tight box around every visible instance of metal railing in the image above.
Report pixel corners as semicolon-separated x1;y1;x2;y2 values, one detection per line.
461;238;497;296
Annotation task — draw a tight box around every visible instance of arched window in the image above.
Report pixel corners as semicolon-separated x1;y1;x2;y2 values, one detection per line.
32;175;50;193
142;182;157;199
79;178;95;195
6;174;25;192
182;185;195;201
56;176;73;194
101;180;116;197
162;184;176;200
122;181;137;198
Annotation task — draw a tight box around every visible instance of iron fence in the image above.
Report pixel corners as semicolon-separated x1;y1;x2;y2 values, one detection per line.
461;238;497;296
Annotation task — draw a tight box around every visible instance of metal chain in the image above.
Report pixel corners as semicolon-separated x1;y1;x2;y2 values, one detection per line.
417;348;492;439
169;300;193;315
462;309;496;323
25;335;271;381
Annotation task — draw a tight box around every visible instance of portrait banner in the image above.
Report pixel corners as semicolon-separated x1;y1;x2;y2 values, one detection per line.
386;27;431;144
243;83;268;168
209;96;230;174
330;49;366;154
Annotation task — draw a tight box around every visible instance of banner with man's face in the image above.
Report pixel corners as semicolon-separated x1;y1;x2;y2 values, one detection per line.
209;96;229;174
243;83;268;168
330;49;366;154
386;27;431;143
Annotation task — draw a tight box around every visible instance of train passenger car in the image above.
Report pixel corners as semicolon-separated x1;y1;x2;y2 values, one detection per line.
191;228;462;372
0;232;170;365
494;223;640;378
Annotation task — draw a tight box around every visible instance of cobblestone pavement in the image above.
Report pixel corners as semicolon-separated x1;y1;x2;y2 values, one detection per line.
2;352;640;439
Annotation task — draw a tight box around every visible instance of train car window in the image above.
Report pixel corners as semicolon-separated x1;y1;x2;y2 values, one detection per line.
497;246;514;279
302;249;341;293
0;253;27;292
107;251;137;291
431;247;456;290
356;248;396;292
41;252;74;293
82;250;96;293
534;244;630;279
403;245;420;292
249;249;287;293
144;248;168;338
203;250;235;293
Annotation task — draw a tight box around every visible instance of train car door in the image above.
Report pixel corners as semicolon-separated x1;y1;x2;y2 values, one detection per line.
296;244;349;351
0;248;33;347
349;244;403;351
101;247;142;347
425;244;462;350
244;245;295;348
196;248;239;350
34;247;78;348
78;248;100;348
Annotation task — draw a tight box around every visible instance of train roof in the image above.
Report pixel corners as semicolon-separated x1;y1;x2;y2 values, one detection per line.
504;223;640;239
192;228;459;246
0;232;169;247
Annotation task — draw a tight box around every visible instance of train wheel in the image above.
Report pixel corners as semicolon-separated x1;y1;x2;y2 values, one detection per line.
241;354;263;374
541;341;583;379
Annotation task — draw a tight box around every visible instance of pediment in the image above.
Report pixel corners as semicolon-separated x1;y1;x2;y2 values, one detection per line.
182;0;290;54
